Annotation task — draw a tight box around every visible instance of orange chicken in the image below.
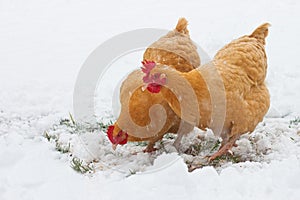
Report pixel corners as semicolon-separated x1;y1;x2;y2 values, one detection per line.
107;18;200;152
109;23;271;161
142;23;271;160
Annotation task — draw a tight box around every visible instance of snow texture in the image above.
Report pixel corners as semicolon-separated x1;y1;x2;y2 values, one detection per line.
1;0;300;200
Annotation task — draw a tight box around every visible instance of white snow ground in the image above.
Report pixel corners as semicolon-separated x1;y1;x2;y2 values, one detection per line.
1;0;300;199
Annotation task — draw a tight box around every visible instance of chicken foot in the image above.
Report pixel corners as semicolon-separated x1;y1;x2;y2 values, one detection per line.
143;143;158;153
143;134;164;153
173;132;184;151
208;133;240;162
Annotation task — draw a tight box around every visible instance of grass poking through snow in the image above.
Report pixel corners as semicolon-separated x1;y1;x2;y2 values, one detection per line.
43;114;300;174
71;157;94;174
289;117;300;128
44;113;112;174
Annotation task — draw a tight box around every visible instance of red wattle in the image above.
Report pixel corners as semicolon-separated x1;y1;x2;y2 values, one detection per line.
118;132;128;145
147;83;161;93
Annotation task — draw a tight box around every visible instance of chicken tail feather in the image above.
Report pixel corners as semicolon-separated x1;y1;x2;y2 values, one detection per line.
250;23;271;45
175;18;189;35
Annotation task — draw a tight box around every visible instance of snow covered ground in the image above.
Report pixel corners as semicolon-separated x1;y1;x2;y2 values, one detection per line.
1;0;300;199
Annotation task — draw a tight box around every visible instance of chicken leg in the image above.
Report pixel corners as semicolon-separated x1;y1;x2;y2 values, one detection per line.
173;120;194;152
142;134;164;153
208;123;241;162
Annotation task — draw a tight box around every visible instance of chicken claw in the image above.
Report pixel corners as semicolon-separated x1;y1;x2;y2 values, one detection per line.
187;157;210;172
143;145;158;153
208;134;240;162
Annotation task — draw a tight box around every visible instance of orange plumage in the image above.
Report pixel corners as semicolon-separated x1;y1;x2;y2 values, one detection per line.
108;22;271;161
108;18;199;152
148;23;271;160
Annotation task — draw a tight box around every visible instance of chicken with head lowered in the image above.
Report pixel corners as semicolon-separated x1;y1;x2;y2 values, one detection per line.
107;18;200;152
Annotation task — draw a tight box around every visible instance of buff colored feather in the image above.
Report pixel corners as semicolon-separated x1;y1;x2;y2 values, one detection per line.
148;23;270;160
110;18;198;151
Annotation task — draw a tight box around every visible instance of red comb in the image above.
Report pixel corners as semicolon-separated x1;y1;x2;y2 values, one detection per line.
106;125;128;145
141;60;156;74
107;125;115;143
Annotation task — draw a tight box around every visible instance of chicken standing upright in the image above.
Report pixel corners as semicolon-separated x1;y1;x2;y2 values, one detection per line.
123;23;270;160
107;18;200;152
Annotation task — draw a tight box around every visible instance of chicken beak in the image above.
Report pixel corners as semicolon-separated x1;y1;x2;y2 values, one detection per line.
112;144;118;150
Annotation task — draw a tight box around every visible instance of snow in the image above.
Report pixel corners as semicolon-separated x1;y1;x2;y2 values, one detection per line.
1;0;300;200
